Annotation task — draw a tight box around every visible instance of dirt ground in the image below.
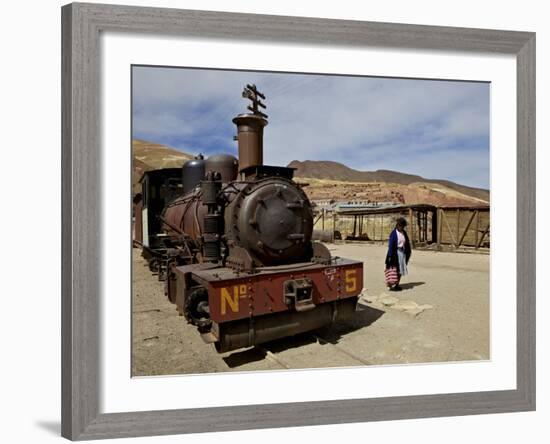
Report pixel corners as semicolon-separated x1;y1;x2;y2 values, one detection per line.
132;243;489;376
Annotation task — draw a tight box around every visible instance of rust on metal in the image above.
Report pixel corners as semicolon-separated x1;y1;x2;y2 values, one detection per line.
174;257;362;323
135;83;367;353
233;84;268;173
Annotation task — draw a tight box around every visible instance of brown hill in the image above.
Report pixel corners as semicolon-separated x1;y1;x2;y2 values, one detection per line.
298;177;488;207
132;139;194;193
133;139;194;168
131;141;488;207
288;160;489;203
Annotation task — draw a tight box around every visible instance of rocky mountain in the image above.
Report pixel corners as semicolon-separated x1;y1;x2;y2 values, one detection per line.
296;177;488;207
131;140;489;207
287;160;489;205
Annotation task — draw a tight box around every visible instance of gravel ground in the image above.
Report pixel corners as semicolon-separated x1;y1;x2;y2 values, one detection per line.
132;243;489;376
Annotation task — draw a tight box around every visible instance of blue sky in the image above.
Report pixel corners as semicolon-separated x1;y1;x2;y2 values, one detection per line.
132;66;490;189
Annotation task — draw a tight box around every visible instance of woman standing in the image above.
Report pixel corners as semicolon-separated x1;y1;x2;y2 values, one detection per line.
385;217;412;291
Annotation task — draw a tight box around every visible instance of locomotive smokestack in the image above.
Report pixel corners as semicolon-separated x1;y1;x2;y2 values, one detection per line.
233;84;268;174
233;114;267;172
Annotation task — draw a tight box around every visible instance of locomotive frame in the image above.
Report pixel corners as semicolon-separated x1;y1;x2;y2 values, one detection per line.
62;3;535;441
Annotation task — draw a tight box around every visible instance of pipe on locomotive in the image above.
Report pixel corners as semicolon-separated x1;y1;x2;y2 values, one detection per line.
174;84;269;262
233;83;268;176
182;84;267;188
232;113;267;175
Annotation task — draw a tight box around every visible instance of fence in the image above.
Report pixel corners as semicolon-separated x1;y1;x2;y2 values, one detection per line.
313;204;489;250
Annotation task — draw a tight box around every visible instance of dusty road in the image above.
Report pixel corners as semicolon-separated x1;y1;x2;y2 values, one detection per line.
132;243;489;376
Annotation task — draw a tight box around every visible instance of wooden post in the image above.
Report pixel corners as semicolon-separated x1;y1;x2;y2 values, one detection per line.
424;211;428;242
456;208;461;246
438;208;443;246
408;208;415;248
441;209;457;247
438;208;441;246
475;210;480;247
313;212;323;228
322;208;325;231
419;211;425;242
457;210;477;247
476;223;490;249
422;210;426;242
417;211;422;242
369;215;372;240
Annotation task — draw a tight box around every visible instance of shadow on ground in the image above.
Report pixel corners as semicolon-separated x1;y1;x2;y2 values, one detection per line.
222;347;269;368
222;304;385;368
399;281;426;290
317;303;385;343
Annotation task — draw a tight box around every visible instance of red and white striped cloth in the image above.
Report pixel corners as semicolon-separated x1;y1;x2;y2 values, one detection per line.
384;266;400;286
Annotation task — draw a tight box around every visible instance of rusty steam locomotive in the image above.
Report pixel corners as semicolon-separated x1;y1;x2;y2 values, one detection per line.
135;84;363;353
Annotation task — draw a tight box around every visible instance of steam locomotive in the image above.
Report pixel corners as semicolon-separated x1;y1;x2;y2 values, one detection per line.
135;85;363;353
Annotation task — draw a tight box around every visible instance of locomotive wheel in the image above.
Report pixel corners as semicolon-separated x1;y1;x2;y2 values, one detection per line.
148;258;160;273
184;287;212;332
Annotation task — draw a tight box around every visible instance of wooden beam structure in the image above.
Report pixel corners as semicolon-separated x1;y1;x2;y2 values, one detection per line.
457;210;478;247
314;204;489;249
441;209;458;247
476;223;490;249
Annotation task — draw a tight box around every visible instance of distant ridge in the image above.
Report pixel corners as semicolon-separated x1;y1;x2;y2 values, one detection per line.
131;140;489;206
132;139;193;193
287;159;489;203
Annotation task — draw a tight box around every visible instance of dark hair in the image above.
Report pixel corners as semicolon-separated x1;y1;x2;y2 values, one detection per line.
396;217;408;228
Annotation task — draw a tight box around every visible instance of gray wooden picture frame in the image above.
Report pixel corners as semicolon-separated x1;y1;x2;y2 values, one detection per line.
61;2;536;440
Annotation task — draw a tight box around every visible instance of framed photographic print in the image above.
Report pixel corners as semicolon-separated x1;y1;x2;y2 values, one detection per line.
61;2;535;440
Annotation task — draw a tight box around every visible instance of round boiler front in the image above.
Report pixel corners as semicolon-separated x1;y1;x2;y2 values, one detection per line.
226;177;313;265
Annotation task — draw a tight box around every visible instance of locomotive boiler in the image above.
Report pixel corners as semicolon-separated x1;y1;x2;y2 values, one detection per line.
144;84;363;353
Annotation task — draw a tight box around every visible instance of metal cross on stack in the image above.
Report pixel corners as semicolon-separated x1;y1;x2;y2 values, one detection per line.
242;84;268;119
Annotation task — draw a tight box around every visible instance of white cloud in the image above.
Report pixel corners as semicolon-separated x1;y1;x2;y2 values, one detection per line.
132;66;490;188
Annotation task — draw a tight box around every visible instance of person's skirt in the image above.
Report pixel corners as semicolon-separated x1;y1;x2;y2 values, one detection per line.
397;247;408;276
